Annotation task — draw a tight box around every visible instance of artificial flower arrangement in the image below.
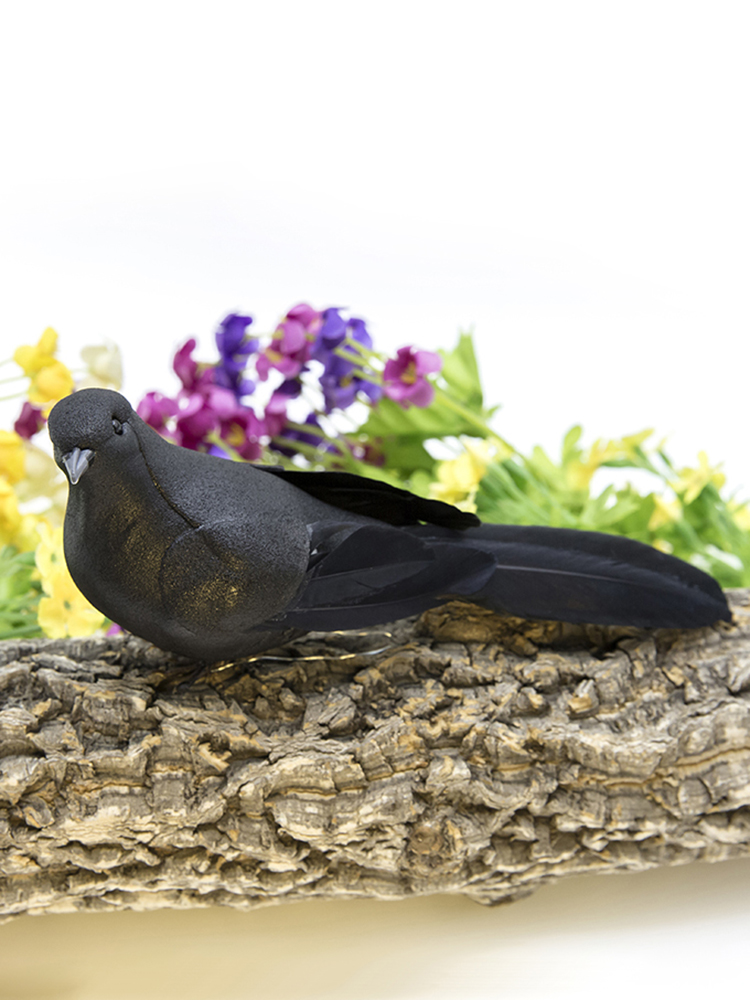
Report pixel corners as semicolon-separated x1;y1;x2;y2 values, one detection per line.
1;305;749;642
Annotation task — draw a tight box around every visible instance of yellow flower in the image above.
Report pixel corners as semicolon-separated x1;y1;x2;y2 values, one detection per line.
13;443;68;526
0;430;25;484
13;327;59;376
0;479;23;545
566;438;620;490
0;480;37;551
29;361;74;410
566;430;653;491
648;494;681;531
618;429;653;458
13;327;74;410
672;451;726;505
653;538;674;554
729;501;750;532
35;521;106;638
78;341;123;390
430;439;493;512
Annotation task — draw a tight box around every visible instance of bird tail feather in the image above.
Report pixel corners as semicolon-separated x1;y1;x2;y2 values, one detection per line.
418;523;732;628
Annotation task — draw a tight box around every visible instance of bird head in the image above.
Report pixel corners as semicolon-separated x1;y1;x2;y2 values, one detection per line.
48;388;139;485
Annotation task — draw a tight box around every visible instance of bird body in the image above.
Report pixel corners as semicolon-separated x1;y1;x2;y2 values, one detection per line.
47;389;732;661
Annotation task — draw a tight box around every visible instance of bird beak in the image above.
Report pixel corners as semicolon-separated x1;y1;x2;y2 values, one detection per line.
62;447;94;485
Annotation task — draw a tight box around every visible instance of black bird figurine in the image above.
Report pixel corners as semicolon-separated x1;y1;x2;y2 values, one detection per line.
47;388;731;661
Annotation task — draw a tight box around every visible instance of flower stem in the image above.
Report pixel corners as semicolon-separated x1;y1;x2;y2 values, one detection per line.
331;347;383;385
204;433;246;463
341;336;382;366
270;436;343;465
432;387;514;451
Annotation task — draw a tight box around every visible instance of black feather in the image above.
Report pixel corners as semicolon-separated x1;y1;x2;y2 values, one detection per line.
46;388;732;662
255;467;480;528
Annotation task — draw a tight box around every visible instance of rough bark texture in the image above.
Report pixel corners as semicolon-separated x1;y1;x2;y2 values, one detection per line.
1;589;749;918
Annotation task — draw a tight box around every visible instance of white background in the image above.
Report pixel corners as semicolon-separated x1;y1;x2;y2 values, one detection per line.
1;2;749;997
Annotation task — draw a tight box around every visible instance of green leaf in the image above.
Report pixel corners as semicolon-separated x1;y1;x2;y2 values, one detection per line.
561;425;584;465
407;468;437;499
360;394;480;441
377;436;437;478
0;545;43;641
438;331;485;410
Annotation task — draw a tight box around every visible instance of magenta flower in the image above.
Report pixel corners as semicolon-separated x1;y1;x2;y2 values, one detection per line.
173;386;238;450
173;338;213;392
263;390;290;438
256;304;322;382
134;306;446;470
14;402;45;439
383;347;442;408
211;405;266;462
173;393;218;450
138;322;269;461
286;303;323;333
173;338;199;390
137;392;179;433
349;439;386;467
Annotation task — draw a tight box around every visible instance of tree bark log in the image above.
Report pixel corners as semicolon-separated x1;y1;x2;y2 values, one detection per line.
1;589;749;918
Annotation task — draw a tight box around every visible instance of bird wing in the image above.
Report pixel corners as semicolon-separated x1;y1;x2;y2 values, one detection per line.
253;467;480;528
271;522;495;630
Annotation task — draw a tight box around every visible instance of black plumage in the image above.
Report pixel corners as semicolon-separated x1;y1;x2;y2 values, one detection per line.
47;388;732;661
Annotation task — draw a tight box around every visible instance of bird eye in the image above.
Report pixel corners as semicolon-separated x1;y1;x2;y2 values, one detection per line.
112;418;124;435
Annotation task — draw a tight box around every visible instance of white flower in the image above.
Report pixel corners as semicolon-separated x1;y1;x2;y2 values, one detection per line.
78;340;123;390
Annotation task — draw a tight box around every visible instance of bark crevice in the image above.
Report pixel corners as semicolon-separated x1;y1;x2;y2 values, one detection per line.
1;589;749;917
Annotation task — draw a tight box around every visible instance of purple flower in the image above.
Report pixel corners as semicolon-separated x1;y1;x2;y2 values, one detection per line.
319;372;356;411
347;317;373;352
383;347;442;408
312;309;381;413
312;309;373;363
14;402;45;439
311;308;347;359
277;378;303;399
319;371;381;412
270;413;334;457
214;313;258;399
215;313;254;357
139;328;268;461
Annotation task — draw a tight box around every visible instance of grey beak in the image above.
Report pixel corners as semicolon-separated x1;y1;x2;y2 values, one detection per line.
63;447;94;485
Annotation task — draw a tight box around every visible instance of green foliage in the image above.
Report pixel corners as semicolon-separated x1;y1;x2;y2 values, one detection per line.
358;332;495;481
334;331;750;589
0;546;43;640
438;331;487;413
474;427;750;588
2;326;747;641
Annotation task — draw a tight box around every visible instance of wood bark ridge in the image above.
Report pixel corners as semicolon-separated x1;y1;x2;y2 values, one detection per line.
1;589;749;918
